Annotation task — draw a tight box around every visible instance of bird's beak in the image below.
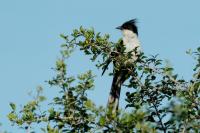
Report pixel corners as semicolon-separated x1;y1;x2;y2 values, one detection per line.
116;26;122;30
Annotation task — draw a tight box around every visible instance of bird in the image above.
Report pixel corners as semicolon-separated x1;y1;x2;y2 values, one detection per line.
105;19;141;114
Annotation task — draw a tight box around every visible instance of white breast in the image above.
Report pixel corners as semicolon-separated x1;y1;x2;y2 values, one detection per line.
122;29;140;53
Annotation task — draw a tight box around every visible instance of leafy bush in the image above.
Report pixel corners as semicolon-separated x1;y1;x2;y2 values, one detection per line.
7;27;200;133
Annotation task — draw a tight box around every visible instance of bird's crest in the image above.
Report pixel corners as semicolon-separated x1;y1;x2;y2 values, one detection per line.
119;19;138;35
122;19;137;27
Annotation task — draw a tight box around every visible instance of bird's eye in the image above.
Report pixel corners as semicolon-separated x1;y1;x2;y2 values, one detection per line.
123;25;132;30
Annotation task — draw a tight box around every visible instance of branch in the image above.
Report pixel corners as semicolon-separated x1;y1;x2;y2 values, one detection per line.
152;102;167;132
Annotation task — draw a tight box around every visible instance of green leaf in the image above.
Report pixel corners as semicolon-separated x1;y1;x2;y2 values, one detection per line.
197;47;200;52
99;116;106;126
9;102;16;111
38;96;46;102
84;100;94;109
60;34;68;40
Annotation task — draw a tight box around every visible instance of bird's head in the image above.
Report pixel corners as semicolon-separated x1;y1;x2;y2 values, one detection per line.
116;19;138;36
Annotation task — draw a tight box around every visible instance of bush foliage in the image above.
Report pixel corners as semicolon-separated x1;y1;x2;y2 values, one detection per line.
7;27;200;133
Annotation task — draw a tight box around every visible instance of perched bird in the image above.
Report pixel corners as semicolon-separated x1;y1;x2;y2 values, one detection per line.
106;19;141;114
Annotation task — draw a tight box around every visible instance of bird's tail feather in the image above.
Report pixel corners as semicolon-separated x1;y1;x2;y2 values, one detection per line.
107;73;123;115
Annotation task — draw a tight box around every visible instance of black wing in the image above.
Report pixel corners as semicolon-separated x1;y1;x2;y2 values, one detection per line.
101;40;124;76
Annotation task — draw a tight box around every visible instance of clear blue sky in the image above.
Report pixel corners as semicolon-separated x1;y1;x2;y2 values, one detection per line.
0;0;200;132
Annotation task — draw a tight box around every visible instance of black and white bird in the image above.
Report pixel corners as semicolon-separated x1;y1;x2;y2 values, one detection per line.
106;19;141;114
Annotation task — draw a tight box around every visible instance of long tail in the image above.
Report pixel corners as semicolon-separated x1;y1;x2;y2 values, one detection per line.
107;72;123;114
